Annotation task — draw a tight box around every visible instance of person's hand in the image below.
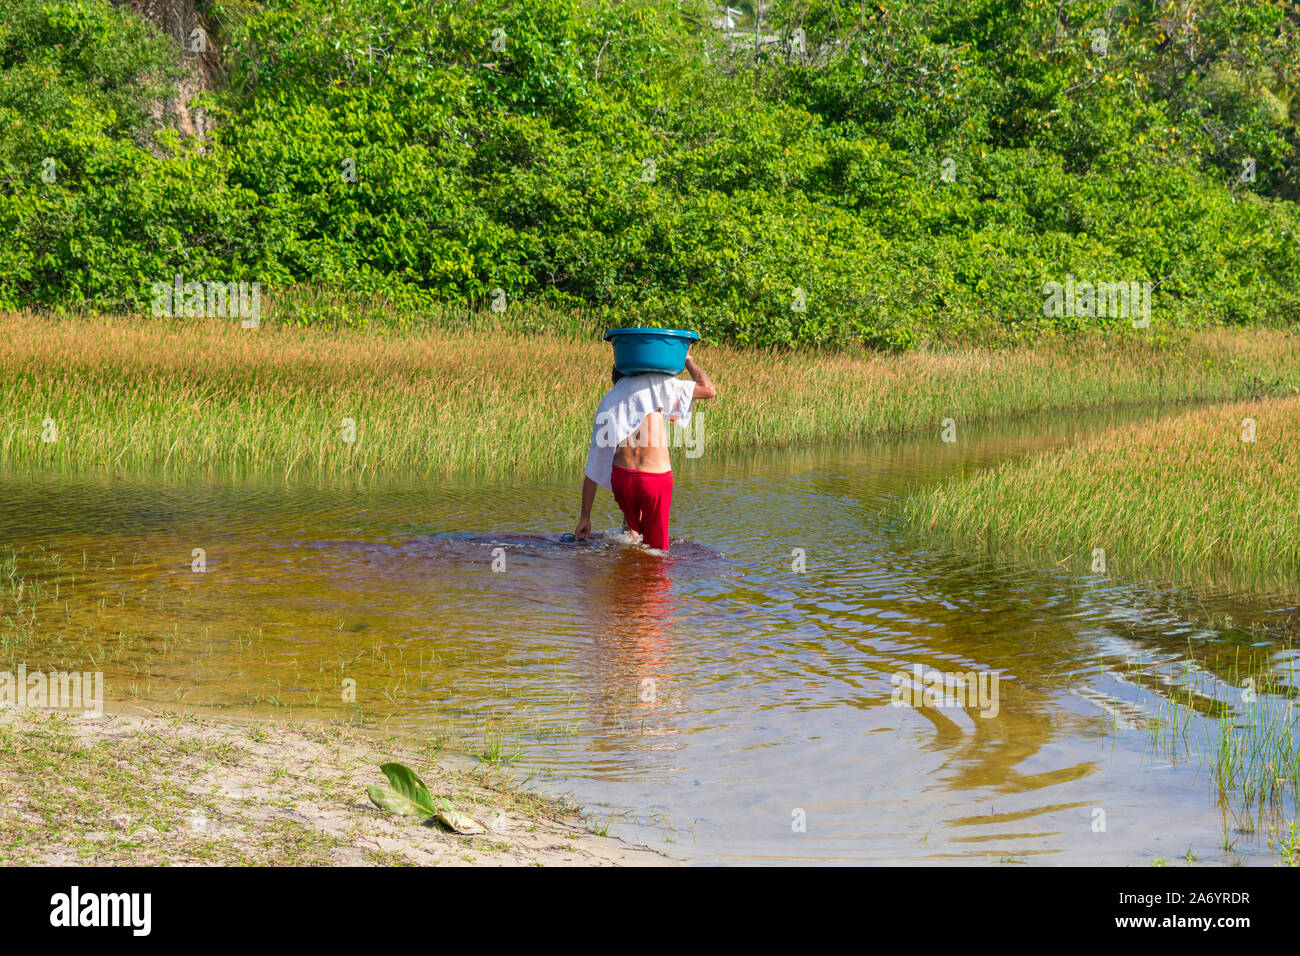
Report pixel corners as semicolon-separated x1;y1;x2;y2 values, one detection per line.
574;515;591;540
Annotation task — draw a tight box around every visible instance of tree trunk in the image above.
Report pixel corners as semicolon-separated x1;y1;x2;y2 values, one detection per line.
109;0;220;140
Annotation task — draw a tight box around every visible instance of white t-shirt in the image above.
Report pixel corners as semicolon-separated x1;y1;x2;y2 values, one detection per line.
584;374;695;490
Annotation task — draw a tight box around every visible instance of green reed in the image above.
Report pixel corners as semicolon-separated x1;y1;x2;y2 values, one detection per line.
4;312;1300;482
903;394;1300;599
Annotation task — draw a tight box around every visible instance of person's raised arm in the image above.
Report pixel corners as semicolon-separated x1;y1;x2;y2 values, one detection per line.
574;475;598;540
684;353;717;401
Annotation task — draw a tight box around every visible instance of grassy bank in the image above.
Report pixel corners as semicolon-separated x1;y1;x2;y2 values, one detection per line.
0;707;668;866
901;395;1300;600
4;313;1300;480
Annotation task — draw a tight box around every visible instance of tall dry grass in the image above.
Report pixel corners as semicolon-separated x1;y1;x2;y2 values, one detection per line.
902;395;1300;598
2;312;1300;481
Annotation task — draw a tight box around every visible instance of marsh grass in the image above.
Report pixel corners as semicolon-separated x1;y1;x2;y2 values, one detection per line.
902;395;1300;598
1094;642;1299;861
4;312;1300;480
1125;647;1300;852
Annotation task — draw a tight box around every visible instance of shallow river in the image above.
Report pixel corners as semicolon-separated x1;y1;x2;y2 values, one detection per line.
3;403;1297;864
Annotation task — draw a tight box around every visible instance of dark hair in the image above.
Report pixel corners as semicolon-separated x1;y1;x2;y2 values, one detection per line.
611;365;624;384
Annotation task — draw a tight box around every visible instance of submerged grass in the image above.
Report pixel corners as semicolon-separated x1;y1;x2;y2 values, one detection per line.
3;312;1300;480
902;395;1300;598
1120;646;1300;857
0;543;589;758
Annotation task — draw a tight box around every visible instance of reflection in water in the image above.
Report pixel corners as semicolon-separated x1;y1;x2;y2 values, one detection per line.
1;401;1296;864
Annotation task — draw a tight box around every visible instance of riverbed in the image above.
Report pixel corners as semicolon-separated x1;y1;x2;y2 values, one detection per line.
3;402;1296;864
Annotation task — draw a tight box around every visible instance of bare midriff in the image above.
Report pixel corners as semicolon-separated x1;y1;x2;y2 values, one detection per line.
612;411;672;473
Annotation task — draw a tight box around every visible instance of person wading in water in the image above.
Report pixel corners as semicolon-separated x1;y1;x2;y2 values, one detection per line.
574;351;716;551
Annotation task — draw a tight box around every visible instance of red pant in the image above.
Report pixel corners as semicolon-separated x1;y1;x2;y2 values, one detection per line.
611;465;673;550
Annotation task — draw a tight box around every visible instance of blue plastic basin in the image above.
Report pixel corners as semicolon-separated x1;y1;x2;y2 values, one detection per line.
604;327;700;376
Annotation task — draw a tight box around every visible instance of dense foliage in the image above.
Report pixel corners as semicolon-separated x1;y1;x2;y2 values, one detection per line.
2;0;1298;347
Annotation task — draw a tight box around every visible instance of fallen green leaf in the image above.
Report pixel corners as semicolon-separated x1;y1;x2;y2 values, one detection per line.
367;761;437;816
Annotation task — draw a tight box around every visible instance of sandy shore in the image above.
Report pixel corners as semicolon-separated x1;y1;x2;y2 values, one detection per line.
0;707;674;866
